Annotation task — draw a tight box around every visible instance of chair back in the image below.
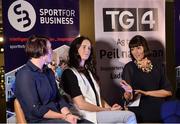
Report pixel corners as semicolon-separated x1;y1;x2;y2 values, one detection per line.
14;99;27;123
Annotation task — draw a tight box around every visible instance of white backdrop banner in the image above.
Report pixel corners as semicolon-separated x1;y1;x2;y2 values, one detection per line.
94;0;165;104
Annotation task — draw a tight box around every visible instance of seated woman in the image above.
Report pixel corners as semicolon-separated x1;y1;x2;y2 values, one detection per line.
120;35;172;122
62;36;137;123
15;35;90;123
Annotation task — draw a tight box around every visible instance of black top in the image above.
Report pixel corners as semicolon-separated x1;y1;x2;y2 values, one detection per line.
15;60;70;123
122;61;172;122
62;69;100;106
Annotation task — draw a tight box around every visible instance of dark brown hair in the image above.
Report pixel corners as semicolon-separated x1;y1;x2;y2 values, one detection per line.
25;35;49;58
68;36;99;81
129;35;150;61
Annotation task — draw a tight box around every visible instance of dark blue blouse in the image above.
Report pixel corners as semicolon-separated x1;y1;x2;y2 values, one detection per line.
15;60;69;122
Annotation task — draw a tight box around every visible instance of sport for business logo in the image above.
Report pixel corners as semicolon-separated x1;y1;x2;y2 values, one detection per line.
103;8;158;32
8;0;36;32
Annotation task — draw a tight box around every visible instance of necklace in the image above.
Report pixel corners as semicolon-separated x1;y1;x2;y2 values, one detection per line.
134;59;153;73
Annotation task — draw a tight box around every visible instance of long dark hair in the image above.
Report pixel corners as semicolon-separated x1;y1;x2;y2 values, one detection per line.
129;35;150;61
68;36;99;81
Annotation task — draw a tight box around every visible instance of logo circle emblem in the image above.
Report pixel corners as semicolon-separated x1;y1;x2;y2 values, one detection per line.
8;0;36;32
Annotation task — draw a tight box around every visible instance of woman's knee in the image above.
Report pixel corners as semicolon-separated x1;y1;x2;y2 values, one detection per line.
124;111;137;123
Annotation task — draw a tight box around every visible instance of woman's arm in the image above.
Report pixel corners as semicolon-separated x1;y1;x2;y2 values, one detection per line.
44;108;80;124
135;63;173;98
43;110;64;119
120;80;133;101
135;89;172;97
73;95;109;112
101;98;122;110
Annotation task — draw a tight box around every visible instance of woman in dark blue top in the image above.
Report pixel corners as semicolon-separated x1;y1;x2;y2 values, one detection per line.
120;35;172;123
15;35;81;123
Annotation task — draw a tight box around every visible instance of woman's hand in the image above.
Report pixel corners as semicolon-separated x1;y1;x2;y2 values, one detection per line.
120;80;133;93
61;107;80;124
64;113;80;124
110;104;122;111
124;91;133;101
120;80;133;101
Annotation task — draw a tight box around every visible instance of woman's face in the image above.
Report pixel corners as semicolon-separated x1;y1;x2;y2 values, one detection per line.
78;39;91;61
131;45;144;61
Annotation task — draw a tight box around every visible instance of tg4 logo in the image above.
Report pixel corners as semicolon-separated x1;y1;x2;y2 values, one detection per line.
103;8;158;32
